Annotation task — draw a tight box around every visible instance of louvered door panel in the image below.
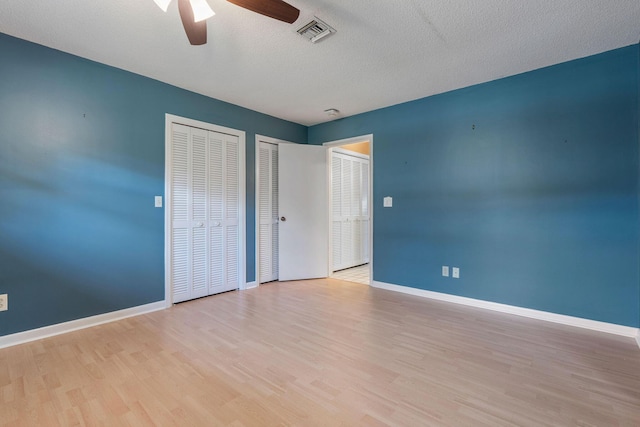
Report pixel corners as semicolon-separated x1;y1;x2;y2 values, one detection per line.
170;123;242;303
209;227;224;293
351;161;361;217
209;135;224;221
172;126;189;223
208;133;224;294
271;147;279;280
258;144;272;283
190;128;208;298
362;219;370;263
361;162;370;263
171;229;189;301
223;137;240;291
331;155;343;270
225;140;239;221
171;124;191;302
258;141;280;284
192;227;207;298
191;130;207;222
342;157;353;268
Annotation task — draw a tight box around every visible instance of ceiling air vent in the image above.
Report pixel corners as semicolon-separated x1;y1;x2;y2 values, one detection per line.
296;17;336;43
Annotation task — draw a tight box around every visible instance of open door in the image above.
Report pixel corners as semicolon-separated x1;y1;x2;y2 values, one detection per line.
278;144;328;281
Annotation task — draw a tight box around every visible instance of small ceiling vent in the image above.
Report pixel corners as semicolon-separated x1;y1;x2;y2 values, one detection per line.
296;17;336;43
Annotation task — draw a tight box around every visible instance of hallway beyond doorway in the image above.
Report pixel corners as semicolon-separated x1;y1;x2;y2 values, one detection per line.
332;264;369;285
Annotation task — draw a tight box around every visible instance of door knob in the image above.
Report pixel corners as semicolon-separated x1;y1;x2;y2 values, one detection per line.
280;216;286;222
197;222;204;227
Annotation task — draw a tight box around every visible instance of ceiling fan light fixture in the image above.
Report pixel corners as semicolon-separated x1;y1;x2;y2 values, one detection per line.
190;0;215;22
153;0;173;12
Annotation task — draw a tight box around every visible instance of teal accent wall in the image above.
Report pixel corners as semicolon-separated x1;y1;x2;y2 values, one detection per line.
1;31;638;336
0;33;306;336
309;45;640;327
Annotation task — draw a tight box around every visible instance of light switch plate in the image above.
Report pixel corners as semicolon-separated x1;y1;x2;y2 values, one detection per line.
452;267;460;279
0;294;7;312
442;266;449;277
154;196;163;208
383;196;393;208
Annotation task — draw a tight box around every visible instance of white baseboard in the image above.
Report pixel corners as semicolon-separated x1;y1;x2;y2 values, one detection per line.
244;281;258;290
371;281;639;340
0;301;166;350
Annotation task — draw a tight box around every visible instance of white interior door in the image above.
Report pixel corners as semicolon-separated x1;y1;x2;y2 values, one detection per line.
278;144;328;281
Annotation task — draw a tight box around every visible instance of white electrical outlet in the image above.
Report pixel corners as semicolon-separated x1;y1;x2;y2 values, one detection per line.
154;196;163;208
0;294;7;311
452;267;460;279
442;266;449;277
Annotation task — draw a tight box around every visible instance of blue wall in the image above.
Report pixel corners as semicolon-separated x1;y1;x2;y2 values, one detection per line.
0;33;306;336
1;31;638;336
310;45;640;327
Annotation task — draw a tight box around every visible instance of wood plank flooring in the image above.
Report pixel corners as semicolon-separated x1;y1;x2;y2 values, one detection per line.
1;279;639;426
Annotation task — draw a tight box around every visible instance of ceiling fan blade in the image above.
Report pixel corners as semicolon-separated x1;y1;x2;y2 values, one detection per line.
178;0;207;45
226;0;300;24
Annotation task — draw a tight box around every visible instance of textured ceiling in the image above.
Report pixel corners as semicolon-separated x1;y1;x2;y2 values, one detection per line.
1;0;639;126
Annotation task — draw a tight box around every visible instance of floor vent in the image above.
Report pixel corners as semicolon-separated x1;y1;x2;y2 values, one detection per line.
296;17;336;43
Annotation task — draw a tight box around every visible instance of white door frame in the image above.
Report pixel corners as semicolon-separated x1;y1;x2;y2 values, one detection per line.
164;114;247;307
254;135;294;288
323;134;374;285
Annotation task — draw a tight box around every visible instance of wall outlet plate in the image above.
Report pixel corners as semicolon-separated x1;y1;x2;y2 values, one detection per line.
442;266;449;277
452;267;460;279
0;294;7;311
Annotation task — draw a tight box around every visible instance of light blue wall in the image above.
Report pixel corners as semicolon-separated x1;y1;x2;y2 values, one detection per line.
310;45;640;327
0;33;306;336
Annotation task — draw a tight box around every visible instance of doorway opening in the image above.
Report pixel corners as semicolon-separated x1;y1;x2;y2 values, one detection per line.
324;136;373;286
254;134;373;287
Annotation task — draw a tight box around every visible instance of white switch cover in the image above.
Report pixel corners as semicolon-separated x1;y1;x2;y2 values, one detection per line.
452;267;460;279
0;294;7;312
154;196;163;208
442;266;449;277
383;196;393;208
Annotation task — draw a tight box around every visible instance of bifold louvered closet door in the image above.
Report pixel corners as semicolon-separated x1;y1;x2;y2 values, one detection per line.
258;142;279;283
171;123;240;303
332;150;370;271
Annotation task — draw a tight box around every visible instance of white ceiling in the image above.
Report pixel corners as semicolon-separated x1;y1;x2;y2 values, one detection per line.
1;0;639;126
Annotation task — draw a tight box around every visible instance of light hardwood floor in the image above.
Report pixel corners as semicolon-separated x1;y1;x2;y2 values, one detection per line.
1;279;639;426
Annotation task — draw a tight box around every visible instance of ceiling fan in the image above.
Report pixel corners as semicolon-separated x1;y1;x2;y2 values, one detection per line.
153;0;301;45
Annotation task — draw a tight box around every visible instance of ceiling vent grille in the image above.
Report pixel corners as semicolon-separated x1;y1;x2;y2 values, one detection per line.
297;17;336;43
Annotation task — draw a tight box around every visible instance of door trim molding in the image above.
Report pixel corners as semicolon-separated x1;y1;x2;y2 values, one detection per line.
254;135;294;287
323;134;374;285
164;114;246;307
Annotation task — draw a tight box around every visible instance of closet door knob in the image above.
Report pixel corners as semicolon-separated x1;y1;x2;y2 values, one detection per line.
280;216;287;222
